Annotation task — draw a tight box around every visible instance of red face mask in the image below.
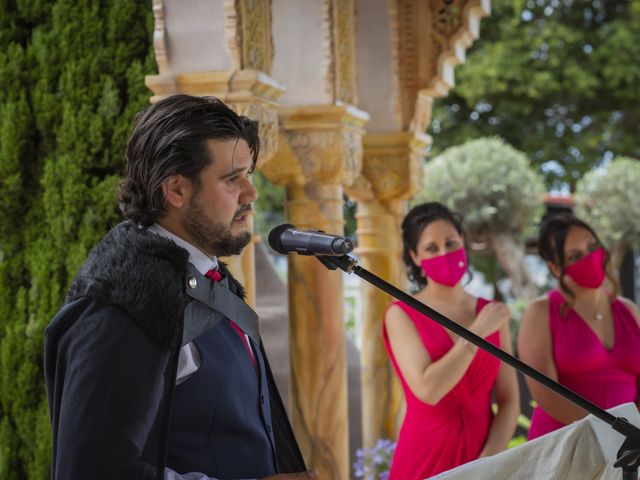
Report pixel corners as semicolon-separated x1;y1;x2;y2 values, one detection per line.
564;247;606;289
420;247;467;287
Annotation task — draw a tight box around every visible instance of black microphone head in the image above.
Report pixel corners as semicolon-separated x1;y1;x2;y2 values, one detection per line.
268;223;295;254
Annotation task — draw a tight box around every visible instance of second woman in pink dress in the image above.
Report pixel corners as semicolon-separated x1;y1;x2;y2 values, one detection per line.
383;202;519;479
518;213;640;439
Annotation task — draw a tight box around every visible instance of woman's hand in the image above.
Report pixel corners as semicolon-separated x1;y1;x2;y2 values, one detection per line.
469;302;511;338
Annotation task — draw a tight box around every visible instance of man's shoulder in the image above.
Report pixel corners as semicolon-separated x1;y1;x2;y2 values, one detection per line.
47;297;134;347
64;222;190;349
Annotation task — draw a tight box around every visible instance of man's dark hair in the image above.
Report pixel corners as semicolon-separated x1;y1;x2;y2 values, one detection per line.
401;201;467;289
118;94;260;226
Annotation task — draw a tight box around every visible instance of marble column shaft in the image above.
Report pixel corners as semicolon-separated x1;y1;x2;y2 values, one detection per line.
347;131;429;448
287;181;349;480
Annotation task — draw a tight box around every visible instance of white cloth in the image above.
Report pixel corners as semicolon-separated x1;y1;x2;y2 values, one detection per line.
148;223;218;274
164;467;255;480
429;403;640;480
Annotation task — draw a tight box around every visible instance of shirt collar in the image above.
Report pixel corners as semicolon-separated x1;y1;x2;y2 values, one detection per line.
148;223;218;275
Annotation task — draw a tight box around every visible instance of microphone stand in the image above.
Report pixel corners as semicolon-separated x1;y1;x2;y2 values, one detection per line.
314;253;640;479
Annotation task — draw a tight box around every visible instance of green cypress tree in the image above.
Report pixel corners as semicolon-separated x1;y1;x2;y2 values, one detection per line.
0;1;156;477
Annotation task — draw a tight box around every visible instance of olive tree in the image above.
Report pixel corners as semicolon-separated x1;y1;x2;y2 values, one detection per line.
575;156;640;268
415;137;546;300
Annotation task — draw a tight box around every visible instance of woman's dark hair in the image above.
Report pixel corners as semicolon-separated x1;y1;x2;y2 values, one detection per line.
538;213;618;313
118;94;260;226
401;202;466;289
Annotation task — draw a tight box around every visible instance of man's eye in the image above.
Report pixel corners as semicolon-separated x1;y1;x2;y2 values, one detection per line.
227;175;239;183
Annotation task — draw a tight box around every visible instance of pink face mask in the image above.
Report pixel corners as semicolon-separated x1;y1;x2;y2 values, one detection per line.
421;248;467;287
564;247;606;289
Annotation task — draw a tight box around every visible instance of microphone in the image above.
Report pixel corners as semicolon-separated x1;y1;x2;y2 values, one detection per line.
268;224;354;256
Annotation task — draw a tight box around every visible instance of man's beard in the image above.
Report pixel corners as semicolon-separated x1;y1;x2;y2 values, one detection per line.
182;196;251;257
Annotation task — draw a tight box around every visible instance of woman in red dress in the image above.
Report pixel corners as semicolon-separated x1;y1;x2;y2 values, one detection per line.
519;214;640;439
383;202;519;479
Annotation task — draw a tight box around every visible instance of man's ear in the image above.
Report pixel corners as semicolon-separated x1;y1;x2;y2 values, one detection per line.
161;175;192;209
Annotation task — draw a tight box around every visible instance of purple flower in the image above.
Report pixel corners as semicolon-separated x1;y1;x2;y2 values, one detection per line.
353;439;396;480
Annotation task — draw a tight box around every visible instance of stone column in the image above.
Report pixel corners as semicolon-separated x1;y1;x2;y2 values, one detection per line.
268;104;367;479
346;131;430;448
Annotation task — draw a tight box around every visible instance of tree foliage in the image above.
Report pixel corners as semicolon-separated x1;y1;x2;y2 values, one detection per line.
416;137;545;299
0;1;155;477
430;0;640;191
417;137;545;238
575;157;640;266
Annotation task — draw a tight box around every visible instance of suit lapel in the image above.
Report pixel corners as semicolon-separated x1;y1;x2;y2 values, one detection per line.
182;263;260;346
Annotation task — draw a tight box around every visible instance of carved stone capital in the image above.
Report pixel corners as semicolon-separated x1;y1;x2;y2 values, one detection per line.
259;131;305;187
277;103;368;187
145;69;284;163
347;131;431;202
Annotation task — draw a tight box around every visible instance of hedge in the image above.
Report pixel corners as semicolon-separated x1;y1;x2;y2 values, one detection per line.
0;1;155;477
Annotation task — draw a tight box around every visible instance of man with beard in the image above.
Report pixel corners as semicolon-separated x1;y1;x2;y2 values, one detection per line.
44;95;317;480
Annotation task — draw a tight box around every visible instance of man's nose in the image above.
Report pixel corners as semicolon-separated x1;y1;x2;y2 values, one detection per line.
242;177;259;203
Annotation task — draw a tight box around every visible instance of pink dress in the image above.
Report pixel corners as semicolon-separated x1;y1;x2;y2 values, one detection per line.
528;290;640;439
382;298;501;479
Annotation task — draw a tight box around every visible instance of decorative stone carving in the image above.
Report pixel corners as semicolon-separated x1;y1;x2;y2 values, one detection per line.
285;130;363;187
321;0;358;104
388;0;490;131
286;131;343;184
259;131;305;187
223;0;242;70
347;131;430;202
232;100;280;166
242;0;274;74
224;0;274;73
146;69;284;163
152;0;169;74
333;0;358;104
278;104;368;189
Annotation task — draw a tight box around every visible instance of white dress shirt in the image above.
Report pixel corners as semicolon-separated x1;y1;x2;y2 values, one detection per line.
149;223;217;385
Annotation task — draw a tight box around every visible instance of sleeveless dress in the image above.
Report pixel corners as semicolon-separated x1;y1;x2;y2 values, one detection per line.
382;298;501;479
528;290;640;440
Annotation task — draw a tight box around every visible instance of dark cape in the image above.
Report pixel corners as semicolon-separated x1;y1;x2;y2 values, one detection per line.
44;221;305;479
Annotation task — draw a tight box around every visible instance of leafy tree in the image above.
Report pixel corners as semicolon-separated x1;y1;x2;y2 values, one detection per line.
0;1;155;478
575;156;640;268
430;0;640;191
415;137;545;300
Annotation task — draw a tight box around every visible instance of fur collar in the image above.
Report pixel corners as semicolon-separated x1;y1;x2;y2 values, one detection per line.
67;221;245;349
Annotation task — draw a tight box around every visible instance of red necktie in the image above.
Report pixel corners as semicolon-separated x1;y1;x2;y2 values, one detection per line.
205;268;256;368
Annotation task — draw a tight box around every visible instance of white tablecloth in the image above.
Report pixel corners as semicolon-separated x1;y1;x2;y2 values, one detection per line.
429;402;640;480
